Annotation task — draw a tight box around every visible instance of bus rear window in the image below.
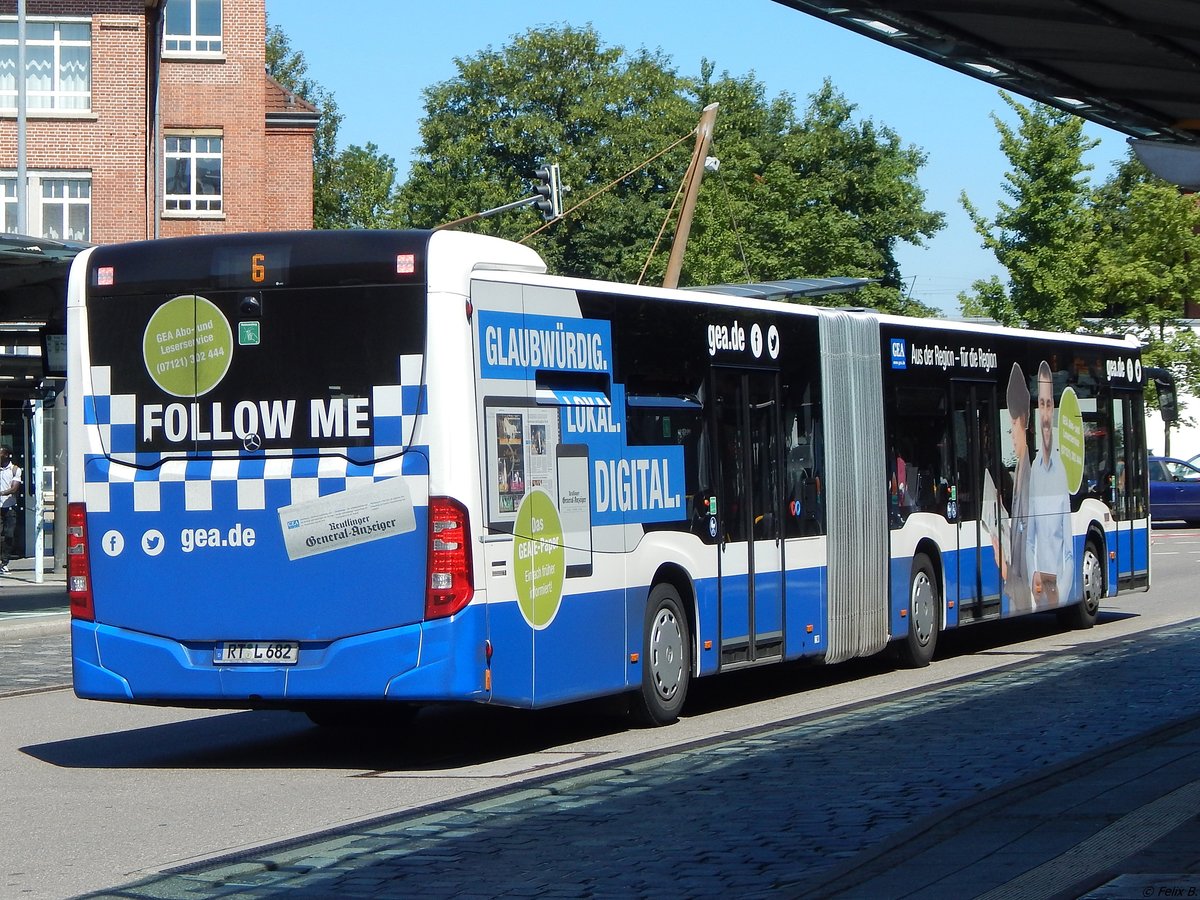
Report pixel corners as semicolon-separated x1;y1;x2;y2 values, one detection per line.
85;283;426;456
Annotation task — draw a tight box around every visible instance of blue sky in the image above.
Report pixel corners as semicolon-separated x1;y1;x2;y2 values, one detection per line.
265;0;1132;315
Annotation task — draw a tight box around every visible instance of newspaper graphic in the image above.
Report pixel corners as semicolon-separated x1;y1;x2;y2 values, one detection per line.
278;477;416;561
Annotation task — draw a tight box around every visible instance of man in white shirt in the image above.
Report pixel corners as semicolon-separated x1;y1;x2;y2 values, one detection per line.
1026;361;1074;607
0;447;22;574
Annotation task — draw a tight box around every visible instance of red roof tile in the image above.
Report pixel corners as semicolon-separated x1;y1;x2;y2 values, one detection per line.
264;72;318;115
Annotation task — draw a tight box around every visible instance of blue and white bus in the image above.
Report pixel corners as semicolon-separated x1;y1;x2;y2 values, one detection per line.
66;229;1153;725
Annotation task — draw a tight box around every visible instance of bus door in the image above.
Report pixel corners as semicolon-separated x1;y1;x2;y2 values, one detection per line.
712;368;784;666
1110;390;1149;589
950;381;1002;622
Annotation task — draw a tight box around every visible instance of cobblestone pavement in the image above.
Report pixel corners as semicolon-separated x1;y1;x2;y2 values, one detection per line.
0;562;70;694
69;620;1200;900
0;630;71;696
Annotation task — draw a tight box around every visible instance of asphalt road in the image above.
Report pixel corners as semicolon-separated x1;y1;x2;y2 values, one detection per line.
3;527;1199;899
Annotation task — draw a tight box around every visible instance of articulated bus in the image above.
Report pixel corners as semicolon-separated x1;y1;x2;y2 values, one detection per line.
67;230;1154;726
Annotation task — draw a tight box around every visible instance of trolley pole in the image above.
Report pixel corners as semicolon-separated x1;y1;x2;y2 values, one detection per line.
663;103;719;289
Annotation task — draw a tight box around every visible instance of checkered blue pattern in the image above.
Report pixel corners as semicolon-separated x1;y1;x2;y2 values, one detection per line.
82;358;429;514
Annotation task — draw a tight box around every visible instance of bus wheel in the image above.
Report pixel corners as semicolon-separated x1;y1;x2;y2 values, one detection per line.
1063;540;1103;630
898;553;939;668
631;584;691;726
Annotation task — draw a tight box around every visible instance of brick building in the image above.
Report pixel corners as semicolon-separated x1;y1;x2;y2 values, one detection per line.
0;0;317;242
0;0;316;567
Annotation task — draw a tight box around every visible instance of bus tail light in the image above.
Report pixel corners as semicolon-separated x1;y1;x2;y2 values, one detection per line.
67;502;95;621
426;496;473;620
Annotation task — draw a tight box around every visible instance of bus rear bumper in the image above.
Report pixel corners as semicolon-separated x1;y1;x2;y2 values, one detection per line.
70;607;488;706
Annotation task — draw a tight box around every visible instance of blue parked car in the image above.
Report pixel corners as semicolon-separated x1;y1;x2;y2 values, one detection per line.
1149;456;1200;525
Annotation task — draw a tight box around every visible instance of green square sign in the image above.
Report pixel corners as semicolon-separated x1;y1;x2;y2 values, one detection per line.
238;321;260;346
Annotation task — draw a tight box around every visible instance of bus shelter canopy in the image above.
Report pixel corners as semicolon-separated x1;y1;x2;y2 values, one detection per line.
0;234;87;401
774;1;1200;147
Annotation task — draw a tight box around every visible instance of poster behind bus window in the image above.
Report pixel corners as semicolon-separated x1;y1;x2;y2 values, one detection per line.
557;443;593;577
484;399;560;527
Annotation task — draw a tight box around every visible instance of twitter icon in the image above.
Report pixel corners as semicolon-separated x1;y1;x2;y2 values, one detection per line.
141;529;165;557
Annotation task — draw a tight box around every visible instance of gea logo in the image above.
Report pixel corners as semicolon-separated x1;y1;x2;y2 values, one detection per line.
180;524;257;553
707;320;780;359
707;320;746;356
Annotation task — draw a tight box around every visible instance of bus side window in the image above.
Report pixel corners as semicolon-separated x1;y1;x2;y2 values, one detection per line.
784;401;824;537
890;386;950;520
629;404;711;540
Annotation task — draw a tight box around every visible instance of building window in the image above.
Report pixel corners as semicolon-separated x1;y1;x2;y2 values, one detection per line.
0;18;91;111
0;173;90;241
164;133;222;213
41;178;90;240
163;0;222;54
0;178;16;230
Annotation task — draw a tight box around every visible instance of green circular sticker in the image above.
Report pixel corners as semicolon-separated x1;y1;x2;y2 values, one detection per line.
143;295;233;396
513;489;565;630
1057;386;1085;495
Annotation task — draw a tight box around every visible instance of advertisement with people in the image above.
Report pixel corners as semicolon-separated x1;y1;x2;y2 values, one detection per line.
995;360;1082;611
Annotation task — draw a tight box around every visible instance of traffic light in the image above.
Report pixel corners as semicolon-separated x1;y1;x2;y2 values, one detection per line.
532;164;562;221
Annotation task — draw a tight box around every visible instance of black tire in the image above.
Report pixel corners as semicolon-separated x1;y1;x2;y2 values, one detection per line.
630;583;691;726
304;702;419;731
897;553;939;668
1062;539;1103;630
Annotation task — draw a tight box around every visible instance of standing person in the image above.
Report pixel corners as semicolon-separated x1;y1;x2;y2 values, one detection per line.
1027;361;1074;607
997;363;1034;614
0;447;21;574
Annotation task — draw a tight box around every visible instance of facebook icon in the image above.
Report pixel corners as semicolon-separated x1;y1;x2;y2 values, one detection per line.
101;529;125;557
890;338;907;370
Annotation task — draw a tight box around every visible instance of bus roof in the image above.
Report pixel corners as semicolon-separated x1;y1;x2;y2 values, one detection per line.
467;263;1141;353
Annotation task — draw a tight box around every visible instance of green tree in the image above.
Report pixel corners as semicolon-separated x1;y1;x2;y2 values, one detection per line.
1093;153;1200;400
395;24;696;283
266;24;399;228
685;71;944;314
328;143;402;229
960;93;1099;329
396;25;944;310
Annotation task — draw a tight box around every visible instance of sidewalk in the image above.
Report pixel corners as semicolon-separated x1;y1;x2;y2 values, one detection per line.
0;555;68;639
807;709;1200;898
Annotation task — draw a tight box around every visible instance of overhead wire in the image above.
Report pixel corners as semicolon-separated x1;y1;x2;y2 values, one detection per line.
519;127;697;243
715;156;753;283
637;170;689;285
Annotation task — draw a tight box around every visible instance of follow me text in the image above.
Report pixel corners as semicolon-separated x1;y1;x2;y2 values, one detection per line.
141;397;370;444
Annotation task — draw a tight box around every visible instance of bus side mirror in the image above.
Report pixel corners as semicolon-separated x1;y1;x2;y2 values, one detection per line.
1145;367;1179;425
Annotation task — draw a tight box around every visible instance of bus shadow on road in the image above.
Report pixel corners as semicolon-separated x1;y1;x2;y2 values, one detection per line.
934;608;1137;658
21;610;1140;772
19;696;636;772
681;608;1139;715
